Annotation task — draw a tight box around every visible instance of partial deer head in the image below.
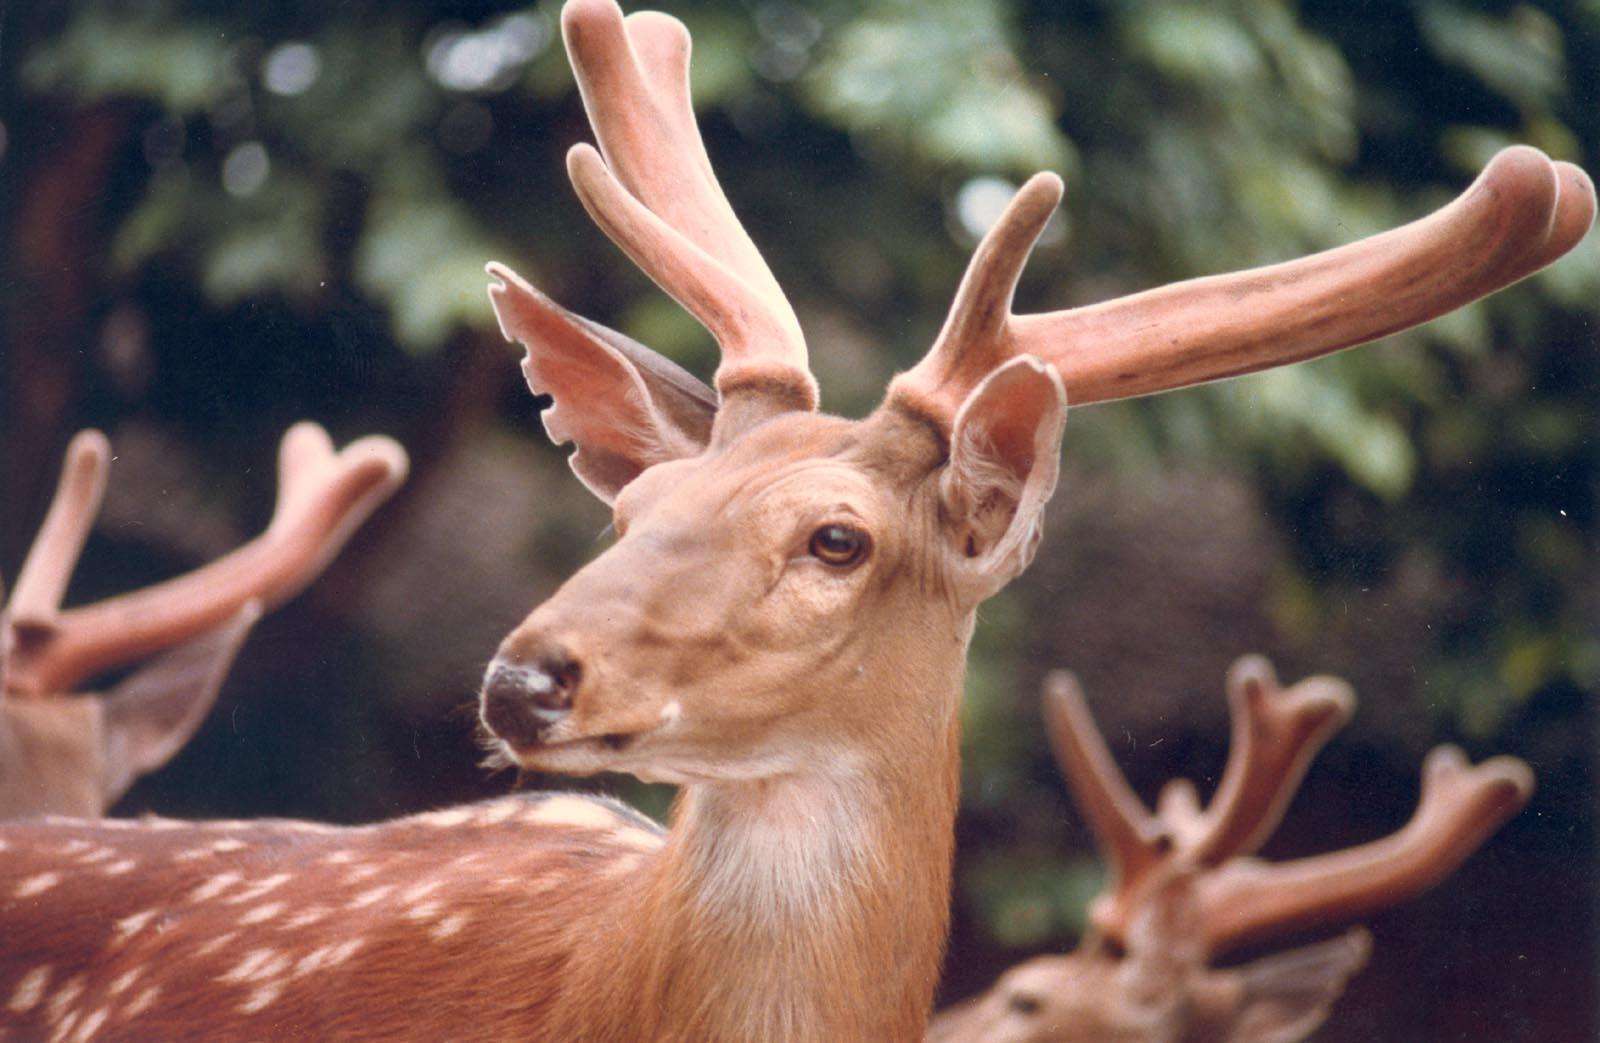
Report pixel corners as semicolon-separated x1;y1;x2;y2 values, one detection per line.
929;658;1534;1043
0;423;407;818
480;0;1594;793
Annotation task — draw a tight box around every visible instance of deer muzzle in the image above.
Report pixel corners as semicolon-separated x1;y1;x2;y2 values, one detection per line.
480;641;583;749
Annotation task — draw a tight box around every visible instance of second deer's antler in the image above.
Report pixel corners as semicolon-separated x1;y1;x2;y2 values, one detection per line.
3;422;408;697
1044;657;1533;958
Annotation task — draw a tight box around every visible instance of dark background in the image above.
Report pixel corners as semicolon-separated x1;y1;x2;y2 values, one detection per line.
2;1;1595;1037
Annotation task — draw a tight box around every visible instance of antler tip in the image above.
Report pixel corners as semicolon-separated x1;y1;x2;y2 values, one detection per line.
1225;653;1279;702
1422;745;1535;807
561;0;627;45
1019;170;1065;210
66;429;112;465
341;435;411;487
1042;668;1084;704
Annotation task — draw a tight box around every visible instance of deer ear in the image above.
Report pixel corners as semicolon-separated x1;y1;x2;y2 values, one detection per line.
939;356;1066;600
97;603;261;805
1207;930;1372;1043
488;263;717;505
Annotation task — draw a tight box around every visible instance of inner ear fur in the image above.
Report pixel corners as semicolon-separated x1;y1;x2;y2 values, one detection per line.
488;263;717;504
938;356;1067;592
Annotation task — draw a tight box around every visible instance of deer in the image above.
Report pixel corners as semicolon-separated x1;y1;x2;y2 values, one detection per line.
0;0;1589;1039
926;657;1534;1043
1;422;407;819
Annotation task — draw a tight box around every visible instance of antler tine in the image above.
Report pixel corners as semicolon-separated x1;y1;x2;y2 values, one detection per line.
1195;745;1534;956
1041;671;1169;930
1186;655;1355;866
6;430;111;640
7;423;408;695
1019;147;1593;405
893;147;1593;429
560;0;815;411
889;174;1064;429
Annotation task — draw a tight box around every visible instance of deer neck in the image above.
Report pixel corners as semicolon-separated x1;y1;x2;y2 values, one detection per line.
568;653;967;1042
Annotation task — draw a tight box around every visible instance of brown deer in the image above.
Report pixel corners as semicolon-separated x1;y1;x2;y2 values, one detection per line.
1;422;407;818
927;659;1533;1043
0;0;1588;1039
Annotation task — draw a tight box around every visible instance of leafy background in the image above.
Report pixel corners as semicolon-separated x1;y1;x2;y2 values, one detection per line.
2;1;1595;1037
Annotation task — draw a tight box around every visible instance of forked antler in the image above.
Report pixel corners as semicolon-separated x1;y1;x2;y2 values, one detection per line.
3;422;408;696
556;0;813;410
891;149;1596;428
1044;658;1532;958
1195;744;1533;954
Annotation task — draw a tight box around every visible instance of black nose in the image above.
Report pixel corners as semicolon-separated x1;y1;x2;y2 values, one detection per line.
480;647;583;748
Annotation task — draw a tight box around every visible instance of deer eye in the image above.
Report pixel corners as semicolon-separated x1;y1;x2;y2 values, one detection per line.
808;524;870;568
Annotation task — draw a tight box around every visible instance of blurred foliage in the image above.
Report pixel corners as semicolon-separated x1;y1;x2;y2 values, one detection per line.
3;0;1596;995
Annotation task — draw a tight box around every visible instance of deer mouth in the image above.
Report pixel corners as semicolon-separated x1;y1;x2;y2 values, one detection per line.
492;727;647;774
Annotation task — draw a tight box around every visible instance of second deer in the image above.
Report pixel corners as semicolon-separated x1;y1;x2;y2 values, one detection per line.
0;0;1587;1039
928;658;1533;1043
1;423;406;818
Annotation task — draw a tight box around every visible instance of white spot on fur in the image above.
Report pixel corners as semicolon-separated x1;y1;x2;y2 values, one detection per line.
107;969;141;997
226;873;290;904
284;905;331;929
49;1010;79;1043
292;946;331;978
405;900;442;922
238;982;284;1014
429;913;469;940
211;838;247;852
140;818;182;831
114;909;158;941
69;1007;107;1042
478;801;521;825
6;966;50;1012
660;700;682;724
418;808;474;828
524;795;623;831
14;872;60;898
325;939;364;967
399;880;443;904
173;848;212;863
188;872;242;902
101;860;137;877
218;950;276;984
322;851;357;865
239;902;285;925
349;885;394;909
45;974;85;1023
57;839;92;856
194;931;239;958
0;837;9;852
75;847;115;866
343;865;381;883
122;985;160;1020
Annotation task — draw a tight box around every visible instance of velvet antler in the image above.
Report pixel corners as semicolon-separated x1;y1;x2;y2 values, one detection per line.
892;149;1596;429
1044;657;1531;957
4;423;408;696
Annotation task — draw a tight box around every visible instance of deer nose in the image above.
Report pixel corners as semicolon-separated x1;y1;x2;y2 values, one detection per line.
480;645;583;747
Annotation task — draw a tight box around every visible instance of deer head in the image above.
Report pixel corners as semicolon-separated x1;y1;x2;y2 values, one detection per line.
929;659;1533;1043
480;0;1594;791
0;423;407;818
